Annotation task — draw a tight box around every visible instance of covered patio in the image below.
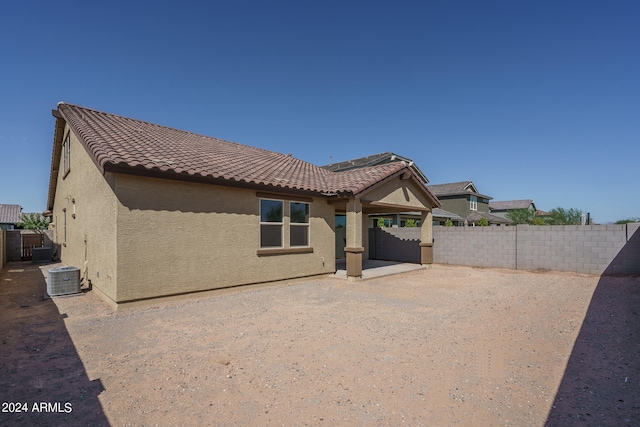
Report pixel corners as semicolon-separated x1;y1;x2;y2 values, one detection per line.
328;167;440;281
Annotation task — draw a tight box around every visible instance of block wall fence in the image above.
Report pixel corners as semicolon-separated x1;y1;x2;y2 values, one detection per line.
0;230;5;270
371;223;640;276
0;230;57;267
432;223;640;275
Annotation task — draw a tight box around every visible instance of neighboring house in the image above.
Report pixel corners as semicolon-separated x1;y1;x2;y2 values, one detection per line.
427;181;511;226
0;204;22;230
489;199;537;220
46;103;440;305
432;208;466;226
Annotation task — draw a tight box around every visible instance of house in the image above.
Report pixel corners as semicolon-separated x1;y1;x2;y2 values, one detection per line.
427;181;511;226
0;204;22;230
45;103;440;306
489;199;537;220
432;208;466;226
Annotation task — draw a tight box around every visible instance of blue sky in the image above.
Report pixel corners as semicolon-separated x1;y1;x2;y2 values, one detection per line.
1;0;638;223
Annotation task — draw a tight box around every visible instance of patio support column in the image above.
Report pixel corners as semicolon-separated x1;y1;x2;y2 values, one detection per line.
345;198;364;279
420;210;433;264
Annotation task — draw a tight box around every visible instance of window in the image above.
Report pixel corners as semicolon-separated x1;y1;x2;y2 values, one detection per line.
62;132;71;177
470;195;477;211
260;199;283;248
290;201;309;246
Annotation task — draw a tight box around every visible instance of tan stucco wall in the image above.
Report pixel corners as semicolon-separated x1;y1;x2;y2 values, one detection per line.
363;177;434;211
50;124;118;301
113;175;336;302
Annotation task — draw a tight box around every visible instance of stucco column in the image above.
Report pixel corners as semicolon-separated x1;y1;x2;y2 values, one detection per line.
345;198;364;279
420;210;433;264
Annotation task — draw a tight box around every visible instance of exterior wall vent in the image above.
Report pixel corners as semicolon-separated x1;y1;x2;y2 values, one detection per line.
47;266;81;296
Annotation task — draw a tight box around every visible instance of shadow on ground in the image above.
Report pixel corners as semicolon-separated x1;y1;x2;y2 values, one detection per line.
0;261;109;426
546;228;640;425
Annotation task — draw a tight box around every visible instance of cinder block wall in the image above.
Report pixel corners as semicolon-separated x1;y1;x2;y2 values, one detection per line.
433;226;516;269
6;230;21;262
0;230;5;269
516;224;631;275
432;224;640;275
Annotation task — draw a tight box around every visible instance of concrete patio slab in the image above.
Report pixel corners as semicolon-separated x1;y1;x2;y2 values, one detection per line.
333;258;427;279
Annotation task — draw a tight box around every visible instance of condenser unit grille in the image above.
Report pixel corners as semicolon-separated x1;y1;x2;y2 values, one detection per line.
47;266;81;296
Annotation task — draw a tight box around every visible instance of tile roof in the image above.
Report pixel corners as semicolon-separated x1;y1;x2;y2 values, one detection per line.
489;199;534;211
323;152;395;171
0;204;22;224
467;211;512;225
427;181;492;199
322;152;430;184
432;208;465;221
51;103;439;206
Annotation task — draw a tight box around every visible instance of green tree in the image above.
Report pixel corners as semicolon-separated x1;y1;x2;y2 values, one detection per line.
506;208;535;225
17;213;49;232
444;218;453;227
478;217;489;226
404;219;417;227
548;207;584;225
377;217;386;228
615;217;640;224
532;217;547;226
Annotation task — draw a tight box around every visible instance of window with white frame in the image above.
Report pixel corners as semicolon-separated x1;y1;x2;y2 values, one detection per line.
62;132;71;177
260;199;283;248
289;201;309;246
470;195;477;211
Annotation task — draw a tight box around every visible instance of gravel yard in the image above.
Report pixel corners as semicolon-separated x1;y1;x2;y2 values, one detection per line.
1;261;639;426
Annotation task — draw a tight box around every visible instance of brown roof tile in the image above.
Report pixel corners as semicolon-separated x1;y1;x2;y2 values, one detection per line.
0;204;22;224
54;103;439;205
489;199;535;211
427;181;492;200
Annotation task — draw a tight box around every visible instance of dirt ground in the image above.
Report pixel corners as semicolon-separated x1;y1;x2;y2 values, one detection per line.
1;261;639;426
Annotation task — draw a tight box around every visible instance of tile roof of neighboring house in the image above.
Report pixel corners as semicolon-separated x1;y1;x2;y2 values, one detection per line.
489;199;535;211
467;211;512;225
427;181;492;200
432;208;465;221
49;103;440;208
0;204;22;224
322;152;429;183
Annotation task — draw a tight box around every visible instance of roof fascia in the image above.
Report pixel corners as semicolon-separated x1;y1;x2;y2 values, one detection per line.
46;114;66;210
463;182;478;193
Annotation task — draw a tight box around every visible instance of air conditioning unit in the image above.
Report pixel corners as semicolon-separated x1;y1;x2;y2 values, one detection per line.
47;266;81;296
32;247;52;263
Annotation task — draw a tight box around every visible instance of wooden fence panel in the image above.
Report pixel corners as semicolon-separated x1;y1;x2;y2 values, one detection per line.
22;234;43;260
